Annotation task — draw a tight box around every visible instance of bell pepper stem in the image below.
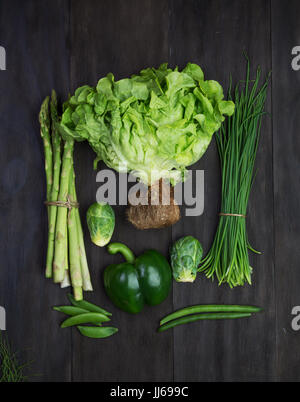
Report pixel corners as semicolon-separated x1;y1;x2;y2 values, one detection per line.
107;242;135;264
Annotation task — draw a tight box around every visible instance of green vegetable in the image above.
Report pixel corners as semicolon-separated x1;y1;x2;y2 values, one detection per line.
160;304;262;325
67;161;83;300
86;202;115;247
170;236;203;282
39;92;93;300
39;96;53;206
71;170;92;292
53;139;74;284
61;312;110;328
45;91;61;278
0;334;29;382
104;242;172;314
53;296;116;339
199;58;270;287
53;306;89;316
58;63;234;186
77;326;118;339
67;293;112;316
158;312;252;332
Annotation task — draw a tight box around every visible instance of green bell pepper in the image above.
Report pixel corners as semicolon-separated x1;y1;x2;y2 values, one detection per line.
103;242;172;314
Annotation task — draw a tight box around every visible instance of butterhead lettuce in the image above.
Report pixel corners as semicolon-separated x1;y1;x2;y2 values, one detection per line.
58;63;234;185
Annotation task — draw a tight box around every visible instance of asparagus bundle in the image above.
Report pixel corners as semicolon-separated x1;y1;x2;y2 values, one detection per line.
39;91;92;300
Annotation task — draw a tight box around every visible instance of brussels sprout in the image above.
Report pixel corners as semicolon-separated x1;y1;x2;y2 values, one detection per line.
170;236;203;282
86;202;115;247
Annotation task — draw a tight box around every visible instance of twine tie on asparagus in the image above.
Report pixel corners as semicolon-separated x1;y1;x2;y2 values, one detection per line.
45;196;79;218
45;196;79;209
219;212;246;218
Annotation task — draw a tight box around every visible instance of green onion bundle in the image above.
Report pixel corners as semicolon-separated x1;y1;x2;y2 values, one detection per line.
0;334;28;382
199;60;270;288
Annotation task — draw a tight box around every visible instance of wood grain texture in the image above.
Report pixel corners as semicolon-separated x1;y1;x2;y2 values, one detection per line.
0;0;71;381
169;0;275;381
0;0;300;382
271;0;300;382
70;0;173;382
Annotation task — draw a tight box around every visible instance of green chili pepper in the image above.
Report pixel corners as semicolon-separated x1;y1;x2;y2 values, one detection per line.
53;306;89;316
158;312;252;332
160;304;262;325
68;294;112;316
61;312;110;328
77;326;118;339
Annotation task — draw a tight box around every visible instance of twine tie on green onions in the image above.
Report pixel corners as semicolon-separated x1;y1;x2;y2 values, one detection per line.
219;213;246;218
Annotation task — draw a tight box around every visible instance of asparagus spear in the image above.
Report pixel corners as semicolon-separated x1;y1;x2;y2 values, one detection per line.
45;91;62;278
67;168;83;301
39;97;53;205
61;269;71;288
77;211;93;291
61;221;70;288
71;166;93;291
53;139;74;284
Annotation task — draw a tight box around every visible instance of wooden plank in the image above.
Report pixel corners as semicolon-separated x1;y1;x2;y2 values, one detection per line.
170;0;275;381
2;0;297;382
0;0;71;381
271;0;300;381
70;0;173;381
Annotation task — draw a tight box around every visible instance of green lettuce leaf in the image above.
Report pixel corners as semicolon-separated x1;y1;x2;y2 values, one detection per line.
58;63;234;185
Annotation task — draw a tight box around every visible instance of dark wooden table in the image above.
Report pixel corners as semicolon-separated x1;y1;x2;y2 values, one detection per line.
0;0;299;382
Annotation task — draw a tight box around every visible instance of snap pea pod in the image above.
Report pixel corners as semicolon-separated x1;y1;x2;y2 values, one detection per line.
77;326;118;339
158;312;252;332
53;306;89;316
68;293;112;316
160;305;262;325
61;312;110;328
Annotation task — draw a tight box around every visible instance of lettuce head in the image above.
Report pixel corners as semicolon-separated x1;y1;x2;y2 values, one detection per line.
58;63;234;185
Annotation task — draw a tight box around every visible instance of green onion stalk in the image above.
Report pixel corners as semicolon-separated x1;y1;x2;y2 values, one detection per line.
199;59;270;288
